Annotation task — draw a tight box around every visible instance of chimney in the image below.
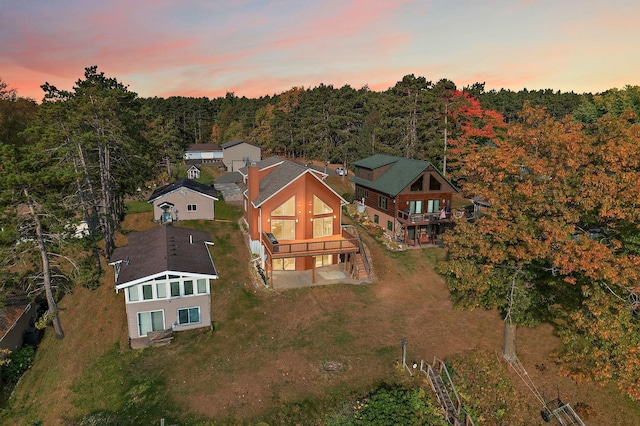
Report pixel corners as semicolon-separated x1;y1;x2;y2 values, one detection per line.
248;162;259;202
248;162;260;240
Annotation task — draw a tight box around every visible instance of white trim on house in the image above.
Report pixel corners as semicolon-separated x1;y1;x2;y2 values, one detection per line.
148;186;218;203
251;169;348;209
113;269;218;291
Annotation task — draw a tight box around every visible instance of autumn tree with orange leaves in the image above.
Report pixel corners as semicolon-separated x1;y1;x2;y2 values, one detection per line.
445;91;507;182
439;104;640;400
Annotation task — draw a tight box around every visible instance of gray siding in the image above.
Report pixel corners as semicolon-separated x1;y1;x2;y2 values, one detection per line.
152;189;216;221
125;294;212;338
223;144;261;171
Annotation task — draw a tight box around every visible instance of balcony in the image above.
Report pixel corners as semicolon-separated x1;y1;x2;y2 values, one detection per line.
262;228;359;258
397;210;451;225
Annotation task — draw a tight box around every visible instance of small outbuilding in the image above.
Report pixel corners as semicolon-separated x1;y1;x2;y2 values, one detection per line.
187;165;201;180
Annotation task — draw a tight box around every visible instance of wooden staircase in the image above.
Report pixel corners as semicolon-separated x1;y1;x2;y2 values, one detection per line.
354;253;368;280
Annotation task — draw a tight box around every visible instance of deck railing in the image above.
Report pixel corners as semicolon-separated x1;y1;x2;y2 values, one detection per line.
397;210;450;224
262;230;358;257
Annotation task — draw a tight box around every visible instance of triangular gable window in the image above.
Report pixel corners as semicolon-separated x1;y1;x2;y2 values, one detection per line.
313;195;333;215
271;196;295;216
429;175;441;191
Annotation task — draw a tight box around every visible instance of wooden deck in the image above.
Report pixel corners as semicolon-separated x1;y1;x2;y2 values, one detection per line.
396;210;451;225
262;229;359;259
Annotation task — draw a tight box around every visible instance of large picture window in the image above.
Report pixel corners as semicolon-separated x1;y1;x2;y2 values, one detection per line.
313;217;333;238
315;254;333;267
313;195;333;214
138;310;164;336
271;219;296;240
271;196;295;216
273;258;295;270
177;307;200;325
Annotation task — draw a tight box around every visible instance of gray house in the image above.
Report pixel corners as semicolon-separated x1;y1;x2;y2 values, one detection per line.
110;226;219;349
0;296;33;353
221;140;261;171
148;178;218;223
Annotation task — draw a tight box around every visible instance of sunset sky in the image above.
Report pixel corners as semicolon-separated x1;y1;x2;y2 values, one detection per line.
2;0;639;101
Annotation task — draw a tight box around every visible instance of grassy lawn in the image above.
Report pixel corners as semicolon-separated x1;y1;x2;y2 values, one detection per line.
124;199;153;213
2;198;640;425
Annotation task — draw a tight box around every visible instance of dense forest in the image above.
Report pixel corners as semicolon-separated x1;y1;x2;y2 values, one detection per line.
2;67;640;403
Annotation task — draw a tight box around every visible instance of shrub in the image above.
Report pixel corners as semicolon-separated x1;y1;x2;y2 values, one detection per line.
2;346;35;384
326;385;448;426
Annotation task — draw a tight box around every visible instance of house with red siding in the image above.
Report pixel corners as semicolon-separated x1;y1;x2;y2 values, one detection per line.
351;154;459;246
240;158;365;285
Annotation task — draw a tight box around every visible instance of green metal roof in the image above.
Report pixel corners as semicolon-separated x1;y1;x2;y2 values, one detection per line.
351;154;458;197
351;154;400;170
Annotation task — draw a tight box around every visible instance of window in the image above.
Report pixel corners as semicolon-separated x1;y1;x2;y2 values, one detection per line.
271;219;296;240
187;204;197;211
142;284;153;300
138;310;164;336
409;200;423;214
315;254;333;267
378;196;387;210
313;217;333;238
197;278;207;294
128;286;139;302
170;281;180;297
427;199;441;213
387;221;393;231
411;175;424;192
271;196;295;216
313;195;333;214
273;258;295;270
357;188;369;198
156;282;167;299
374;214;379;224
177;307;200;325
429;175;441;191
184;280;194;295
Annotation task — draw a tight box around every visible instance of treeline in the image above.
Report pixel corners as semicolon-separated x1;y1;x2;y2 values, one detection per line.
140;75;608;169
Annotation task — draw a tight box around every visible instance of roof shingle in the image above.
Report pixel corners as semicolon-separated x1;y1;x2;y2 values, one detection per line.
110;226;218;287
148;178;218;202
